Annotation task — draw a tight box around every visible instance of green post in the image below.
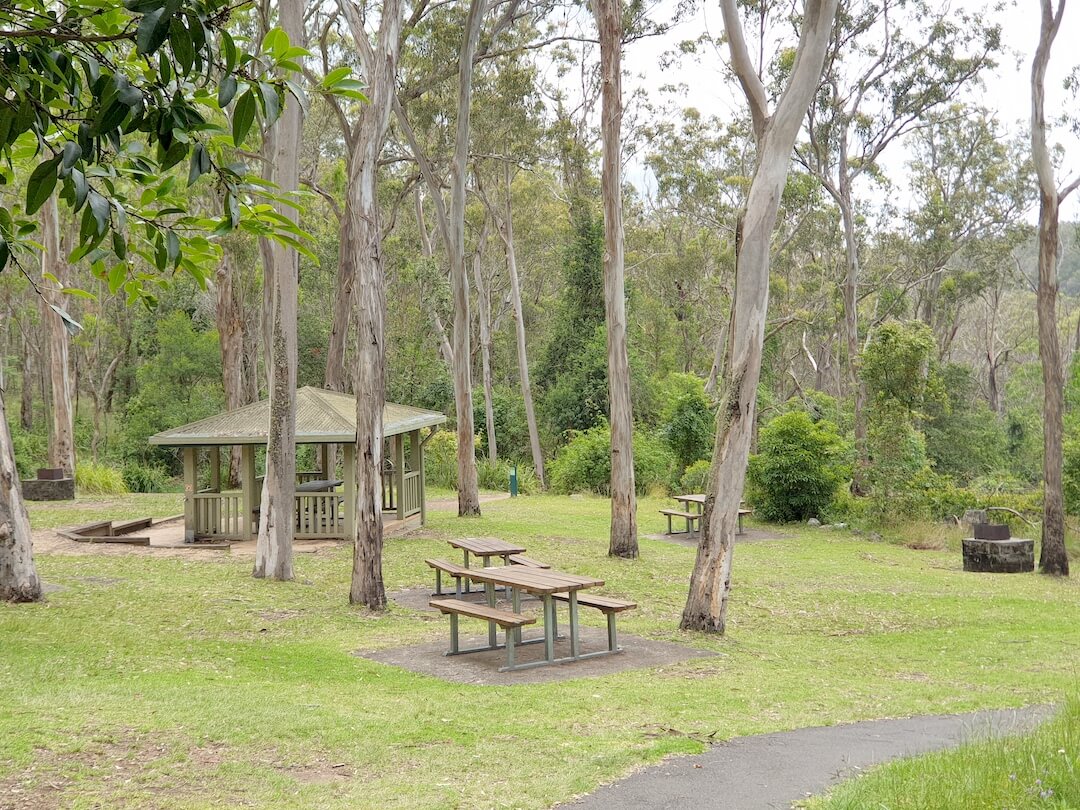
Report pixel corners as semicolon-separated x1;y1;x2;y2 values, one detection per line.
509;464;518;497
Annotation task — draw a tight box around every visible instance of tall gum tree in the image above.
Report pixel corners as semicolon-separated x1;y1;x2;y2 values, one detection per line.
680;0;839;633
0;390;40;602
338;0;405;609
1030;0;1075;577
595;0;637;557
253;0;305;582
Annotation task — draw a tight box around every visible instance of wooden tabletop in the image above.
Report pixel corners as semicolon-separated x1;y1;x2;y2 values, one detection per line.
447;537;527;556
296;479;344;493
676;493;706;504
463;565;603;595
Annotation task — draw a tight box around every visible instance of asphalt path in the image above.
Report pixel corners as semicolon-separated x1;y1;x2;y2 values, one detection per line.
564;704;1054;809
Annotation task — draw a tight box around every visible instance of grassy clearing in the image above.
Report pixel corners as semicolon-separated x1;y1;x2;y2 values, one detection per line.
808;697;1080;809
2;494;1080;808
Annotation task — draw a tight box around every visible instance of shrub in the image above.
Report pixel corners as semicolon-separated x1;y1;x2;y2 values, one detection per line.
680;459;712;493
75;461;128;495
9;422;47;480
661;386;714;472
549;424;675;496
424;430;458;490
122;463;171;493
746;411;849;522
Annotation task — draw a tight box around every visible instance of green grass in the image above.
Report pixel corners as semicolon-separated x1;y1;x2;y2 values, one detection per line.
808;697;1080;809
3;493;1080;808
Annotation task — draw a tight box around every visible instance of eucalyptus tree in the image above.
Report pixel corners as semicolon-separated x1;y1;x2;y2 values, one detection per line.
795;0;1000;485
680;0;838;633
594;0;637;556
1030;0;1076;577
254;3;305;583
38;198;76;477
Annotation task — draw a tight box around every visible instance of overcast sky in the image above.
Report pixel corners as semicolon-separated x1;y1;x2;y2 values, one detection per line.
607;0;1080;222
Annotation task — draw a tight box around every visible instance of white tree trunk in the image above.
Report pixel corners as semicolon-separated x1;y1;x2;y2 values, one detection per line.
447;0;488;516
1031;0;1070;576
326;152;357;395
681;0;839;632
253;0;303;581
40;197;75;477
0;389;41;602
595;0;638;558
471;219;498;462
343;0;404;609
498;166;546;487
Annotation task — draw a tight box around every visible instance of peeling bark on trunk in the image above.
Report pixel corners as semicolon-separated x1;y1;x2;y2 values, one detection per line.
0;390;41;602
681;0;838;632
1031;0;1070;577
19;342;32;432
496;164;545;487
342;0;403;609
216;253;247;487
471;218;498;462
414;189;455;367
595;0;637;558
253;0;303;582
40;197;75;477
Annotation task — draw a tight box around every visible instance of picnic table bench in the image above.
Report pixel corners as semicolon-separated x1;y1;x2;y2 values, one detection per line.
661;494;752;535
429;598;537;669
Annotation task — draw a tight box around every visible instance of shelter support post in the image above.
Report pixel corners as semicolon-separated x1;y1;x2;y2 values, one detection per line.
320;444;330;478
395;434;406;522
343;442;355;539
240;444;257;540
183;447;197;542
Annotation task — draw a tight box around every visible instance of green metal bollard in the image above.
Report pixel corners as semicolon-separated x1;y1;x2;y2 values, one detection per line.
509;464;518;497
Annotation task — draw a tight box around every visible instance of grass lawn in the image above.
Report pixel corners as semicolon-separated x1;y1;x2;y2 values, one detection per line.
807;696;1080;809
2;494;1080;808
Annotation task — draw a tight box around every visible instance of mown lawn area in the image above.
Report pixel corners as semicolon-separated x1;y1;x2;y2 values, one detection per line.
2;493;1079;808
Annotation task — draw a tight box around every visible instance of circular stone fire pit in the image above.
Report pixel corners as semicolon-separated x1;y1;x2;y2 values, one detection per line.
962;522;1034;574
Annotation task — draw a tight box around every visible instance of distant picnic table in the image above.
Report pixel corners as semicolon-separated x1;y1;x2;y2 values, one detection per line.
660;494;751;536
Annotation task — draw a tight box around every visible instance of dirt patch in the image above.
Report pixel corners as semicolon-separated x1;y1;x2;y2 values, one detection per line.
276;760;353;785
646;527;792;548
426;492;511;511
357;627;714;686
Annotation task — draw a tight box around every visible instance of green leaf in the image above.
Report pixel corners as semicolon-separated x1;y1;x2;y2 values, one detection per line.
259;82;280;127
231;90;257;147
0;237;9;272
187;142;209;186
217;75;238;108
112;230;127;260
108;262;127;293
61;141;82;171
166;230;180;266
136;4;174;56
71;169;88;211
123;0;165;12
26;156;61;215
170;18;194;74
221;31;237;73
87;191;111;235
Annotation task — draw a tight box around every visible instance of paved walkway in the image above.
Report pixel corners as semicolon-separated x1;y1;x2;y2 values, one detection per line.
564;704;1054;809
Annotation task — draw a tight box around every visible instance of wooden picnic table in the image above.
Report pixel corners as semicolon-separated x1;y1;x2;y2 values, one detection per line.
673;494;751;534
461;565;605;670
445;536;529;594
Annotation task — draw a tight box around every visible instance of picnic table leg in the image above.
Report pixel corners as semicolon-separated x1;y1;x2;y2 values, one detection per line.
738;512;744;535
506;627;516;669
511;587;522;644
462;549;471;593
607;613;618;652
543;595;555;662
435;569;443;596
485;582;497;649
449;613;460;654
569;591;580;659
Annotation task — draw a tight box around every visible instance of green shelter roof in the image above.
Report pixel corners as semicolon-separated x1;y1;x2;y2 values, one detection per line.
149;387;446;446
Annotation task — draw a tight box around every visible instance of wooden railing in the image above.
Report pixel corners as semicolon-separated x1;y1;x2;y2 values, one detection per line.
295;492;342;538
296;471;324;485
193;492;245;538
401;470;422;518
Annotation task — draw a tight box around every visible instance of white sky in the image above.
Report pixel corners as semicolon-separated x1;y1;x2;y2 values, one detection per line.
610;0;1080;221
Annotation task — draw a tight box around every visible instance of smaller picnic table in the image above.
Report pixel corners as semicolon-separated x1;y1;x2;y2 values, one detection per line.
674;494;751;535
445;536;527;593
459;565;606;670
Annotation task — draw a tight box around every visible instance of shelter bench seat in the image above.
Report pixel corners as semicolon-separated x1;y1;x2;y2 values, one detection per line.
508;554;550;568
426;558;473;596
551;592;635;653
429;598;537;669
659;508;700;535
